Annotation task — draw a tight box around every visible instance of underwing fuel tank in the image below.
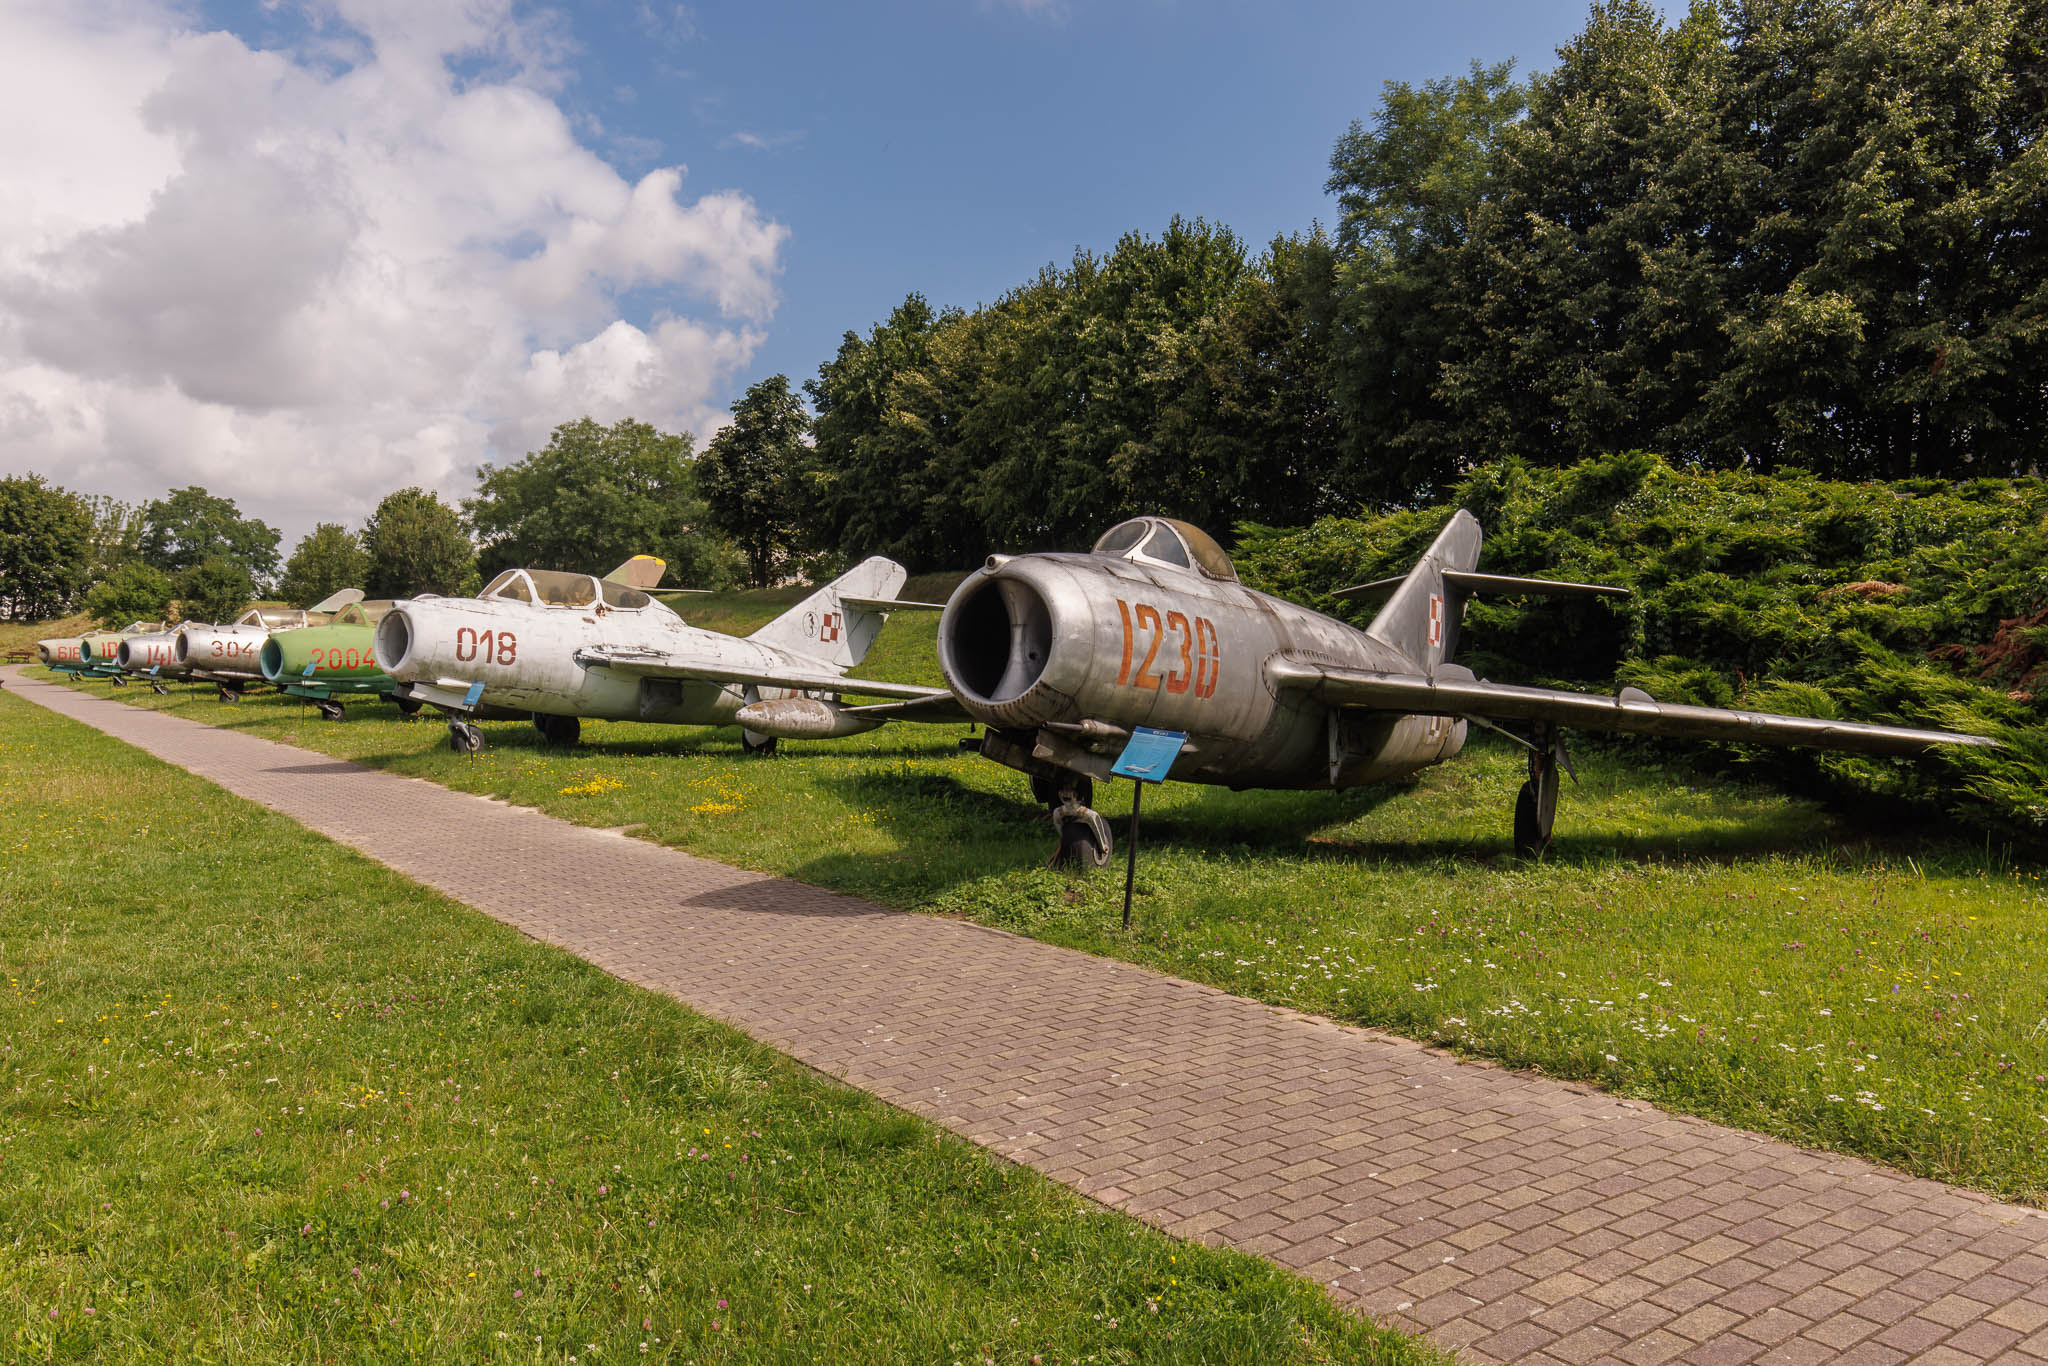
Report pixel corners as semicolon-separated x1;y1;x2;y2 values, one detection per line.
732;696;883;739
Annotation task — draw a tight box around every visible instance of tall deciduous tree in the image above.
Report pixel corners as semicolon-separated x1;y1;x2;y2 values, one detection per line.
174;557;254;626
466;418;737;587
699;376;814;586
138;487;281;585
0;475;92;620
363;489;474;598
277;524;371;607
84;562;173;628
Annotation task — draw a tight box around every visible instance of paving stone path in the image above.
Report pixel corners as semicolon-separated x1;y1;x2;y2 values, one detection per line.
11;666;2048;1365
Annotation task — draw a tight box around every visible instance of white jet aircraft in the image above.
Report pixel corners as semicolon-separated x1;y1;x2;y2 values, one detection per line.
373;555;940;753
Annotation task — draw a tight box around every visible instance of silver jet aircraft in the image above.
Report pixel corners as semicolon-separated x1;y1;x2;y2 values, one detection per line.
739;513;1997;863
175;590;365;701
373;555;933;753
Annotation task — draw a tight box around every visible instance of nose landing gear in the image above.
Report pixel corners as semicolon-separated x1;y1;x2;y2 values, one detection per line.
316;699;346;722
448;718;484;753
1034;773;1113;869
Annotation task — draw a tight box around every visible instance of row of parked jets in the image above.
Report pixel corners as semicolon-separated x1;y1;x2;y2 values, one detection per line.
37;513;1997;864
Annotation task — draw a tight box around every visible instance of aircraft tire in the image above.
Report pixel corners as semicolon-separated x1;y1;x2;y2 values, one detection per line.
1053;811;1113;870
318;700;346;722
740;730;778;756
534;713;581;746
449;721;485;754
218;685;241;705
1513;780;1551;859
394;696;423;717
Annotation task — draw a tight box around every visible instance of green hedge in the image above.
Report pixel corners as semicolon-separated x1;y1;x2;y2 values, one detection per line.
1234;453;2048;848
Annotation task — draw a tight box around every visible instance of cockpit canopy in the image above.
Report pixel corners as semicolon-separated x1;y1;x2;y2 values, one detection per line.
236;607;308;628
480;568;660;612
1089;517;1238;582
333;601;396;626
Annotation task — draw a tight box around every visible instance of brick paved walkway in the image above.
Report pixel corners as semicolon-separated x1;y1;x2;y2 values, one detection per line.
11;666;2048;1365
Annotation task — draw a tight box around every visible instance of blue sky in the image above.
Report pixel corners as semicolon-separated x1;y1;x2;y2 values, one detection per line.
561;0;1635;392
0;0;1672;544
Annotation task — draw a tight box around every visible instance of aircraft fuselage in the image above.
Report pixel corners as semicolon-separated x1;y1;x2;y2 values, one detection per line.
938;552;1466;790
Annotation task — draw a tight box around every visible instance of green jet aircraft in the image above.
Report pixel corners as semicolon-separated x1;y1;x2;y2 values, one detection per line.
259;601;423;720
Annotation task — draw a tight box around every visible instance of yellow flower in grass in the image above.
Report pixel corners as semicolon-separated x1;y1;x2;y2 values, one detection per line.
558;776;625;797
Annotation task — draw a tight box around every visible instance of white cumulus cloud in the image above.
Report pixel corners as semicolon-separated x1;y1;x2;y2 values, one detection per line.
0;0;786;544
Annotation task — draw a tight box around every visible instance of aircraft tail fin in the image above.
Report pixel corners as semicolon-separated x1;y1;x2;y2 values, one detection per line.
308;588;367;614
1363;509;1483;673
603;555;667;589
748;557;910;671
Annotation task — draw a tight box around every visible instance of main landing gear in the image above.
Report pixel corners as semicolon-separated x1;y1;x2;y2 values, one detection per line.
393;696;423;720
740;730;778;756
1033;773;1112;869
533;713;581;746
448;718;484;754
1513;725;1574;860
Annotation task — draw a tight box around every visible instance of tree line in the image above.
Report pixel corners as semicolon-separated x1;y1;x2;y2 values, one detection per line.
755;0;2045;570
6;0;2042;620
0;411;782;624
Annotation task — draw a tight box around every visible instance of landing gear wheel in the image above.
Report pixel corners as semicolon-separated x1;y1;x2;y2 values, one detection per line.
448;719;484;754
394;695;423;718
110;675;128;687
1512;727;1564;859
316;700;346;722
149;681;167;695
740;729;778;756
1050;800;1114;870
217;683;242;705
533;713;581;746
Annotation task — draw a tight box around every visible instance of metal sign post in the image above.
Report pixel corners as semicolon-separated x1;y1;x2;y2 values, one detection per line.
1109;727;1187;930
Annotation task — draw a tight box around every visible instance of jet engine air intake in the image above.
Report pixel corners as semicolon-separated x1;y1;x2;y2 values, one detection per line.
941;574;1053;706
374;611;414;675
258;638;283;681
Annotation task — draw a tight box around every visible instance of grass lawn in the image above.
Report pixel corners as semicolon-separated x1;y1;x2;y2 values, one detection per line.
0;687;1432;1364
24;584;2048;1208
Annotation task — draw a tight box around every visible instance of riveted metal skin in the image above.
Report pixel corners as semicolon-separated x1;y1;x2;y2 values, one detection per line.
260;623;393;693
375;557;914;736
116;632;188;679
937;542;1465;791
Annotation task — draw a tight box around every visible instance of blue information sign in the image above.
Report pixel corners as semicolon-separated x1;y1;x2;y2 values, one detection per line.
1111;726;1187;783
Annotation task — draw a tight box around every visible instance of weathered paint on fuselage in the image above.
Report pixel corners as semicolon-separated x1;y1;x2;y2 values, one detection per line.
938;553;1465;791
378;597;809;724
116;632;188;679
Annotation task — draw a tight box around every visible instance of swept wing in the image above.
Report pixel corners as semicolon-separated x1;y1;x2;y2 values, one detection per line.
574;644;953;704
1266;658;1997;757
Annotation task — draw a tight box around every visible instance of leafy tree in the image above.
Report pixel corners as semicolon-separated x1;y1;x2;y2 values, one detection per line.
0;474;92;620
80;494;144;581
1321;59;1528;501
138;486;281;584
699;376;814;586
277;523;371;607
363;489;475;598
175;557;255;626
467;418;738;588
84;561;174;628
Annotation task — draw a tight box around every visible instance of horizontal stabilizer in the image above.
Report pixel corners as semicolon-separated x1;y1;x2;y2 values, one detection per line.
840;596;947;613
1268;657;1998;757
1336;570;1628;601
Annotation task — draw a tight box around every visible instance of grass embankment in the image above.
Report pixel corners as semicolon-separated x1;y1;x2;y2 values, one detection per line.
0;689;1429;1364
0;615;90;661
30;586;2048;1207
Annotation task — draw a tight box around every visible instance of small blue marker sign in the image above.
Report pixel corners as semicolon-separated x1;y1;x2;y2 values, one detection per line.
1112;726;1187;783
